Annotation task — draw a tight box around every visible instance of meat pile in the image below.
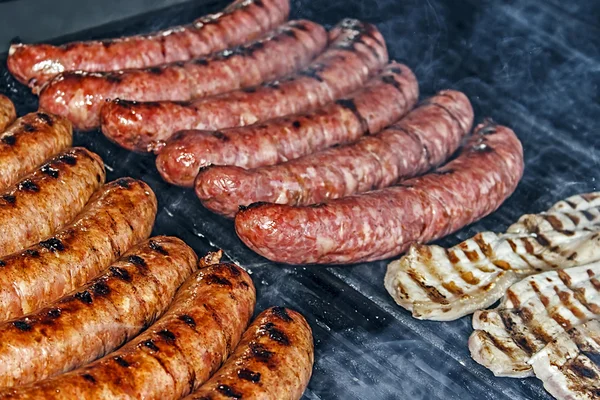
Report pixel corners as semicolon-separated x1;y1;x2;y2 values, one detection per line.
0;97;314;399
385;192;600;399
7;0;526;267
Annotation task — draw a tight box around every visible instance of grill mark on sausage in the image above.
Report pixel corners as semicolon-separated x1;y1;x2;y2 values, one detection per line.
18;179;40;192
271;306;293;322
91;281;110;296
22;123;36;132
262;322;290;345
40;164;60;178
142;339;160;352
205;274;232;286
110;266;132;282
13;320;32;331
128;255;147;267
0;260;5;267
81;373;96;384
113;356;130;368
58;153;77;165
249;342;274;363
217;384;243;398
23;249;40;257
157;329;177;343
116;178;131;188
39;237;65;252
35;112;53;126
148;240;169;255
1;134;16;145
238;368;261;382
74;291;93;304
211;131;229;141
178;314;196;328
335;98;370;134
46;308;62;319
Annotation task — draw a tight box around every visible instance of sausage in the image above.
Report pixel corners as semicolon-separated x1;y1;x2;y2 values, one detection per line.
196;90;472;217
185;307;314;400
0;147;106;257
100;18;389;153
0;112;72;192
7;0;290;92
235;120;525;264
0;178;157;321
157;61;418;187
0;236;197;388
0;95;16;133
0;263;256;400
38;20;327;131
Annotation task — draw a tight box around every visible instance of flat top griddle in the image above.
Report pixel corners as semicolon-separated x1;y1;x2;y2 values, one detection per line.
1;0;598;398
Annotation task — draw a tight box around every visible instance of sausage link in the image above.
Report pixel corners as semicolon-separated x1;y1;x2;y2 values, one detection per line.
8;0;290;91
0;95;16;133
0;263;256;400
158;62;417;187
0;147;105;257
0;178;157;321
100;18;389;152
185;307;314;400
235;121;525;264
39;20;328;131
0;112;72;192
0;236;197;388
196;90;472;217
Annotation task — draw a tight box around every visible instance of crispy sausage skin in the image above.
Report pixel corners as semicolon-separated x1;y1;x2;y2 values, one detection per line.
0;112;72;192
235;121;525;264
0;147;105;257
185;307;314;400
196;90;472;217
100;18;389;153
0;236;197;388
0;178;157;321
8;0;290;91
38;20;328;131
157;62;418;187
0;263;256;400
0;95;16;133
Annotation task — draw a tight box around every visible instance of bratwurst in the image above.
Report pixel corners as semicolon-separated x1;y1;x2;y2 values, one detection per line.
0;95;16;133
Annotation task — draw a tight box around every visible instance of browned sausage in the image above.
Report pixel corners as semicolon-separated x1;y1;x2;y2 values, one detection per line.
100;18;389;153
0;263;256;399
7;0;290;92
0;112;72;192
185;307;314;400
235;121;525;264
0;178;157;321
0;236;197;388
0;95;16;133
157;61;418;187
0;147;105;257
196;90;472;217
38;20;328;131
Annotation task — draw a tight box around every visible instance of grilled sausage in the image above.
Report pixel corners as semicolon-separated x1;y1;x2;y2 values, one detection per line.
38;20;327;131
100;18;389;153
197;90;472;217
157;62;417;187
235;120;525;264
0;112;72;192
0;236;197;388
0;263;256;399
0;178;157;321
0;95;16;133
7;0;290;92
185;307;314;400
0;147;105;257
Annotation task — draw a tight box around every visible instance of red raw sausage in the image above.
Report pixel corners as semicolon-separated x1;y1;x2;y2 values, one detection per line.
157;62;418;187
0;147;105;257
0;178;157;321
38;20;328;131
0;263;256;399
235;120;525;264
7;0;290;91
185;307;314;400
0;95;16;132
100;19;389;152
196;90;472;217
0;236;197;388
0;112;72;192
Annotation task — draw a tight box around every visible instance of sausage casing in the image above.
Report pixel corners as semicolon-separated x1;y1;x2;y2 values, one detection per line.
0;112;72;192
0;147;105;257
0;236;197;388
0;178;157;321
0;95;16;133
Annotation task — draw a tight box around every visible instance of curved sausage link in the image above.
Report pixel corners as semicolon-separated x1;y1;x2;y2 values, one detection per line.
100;18;389;152
235;121;525;264
157;62;417;187
0;112;72;192
0;263;256;400
39;20;328;131
0;147;106;257
0;236;197;388
0;95;16;133
8;0;290;91
0;178;157;321
196;90;473;217
185;307;314;400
